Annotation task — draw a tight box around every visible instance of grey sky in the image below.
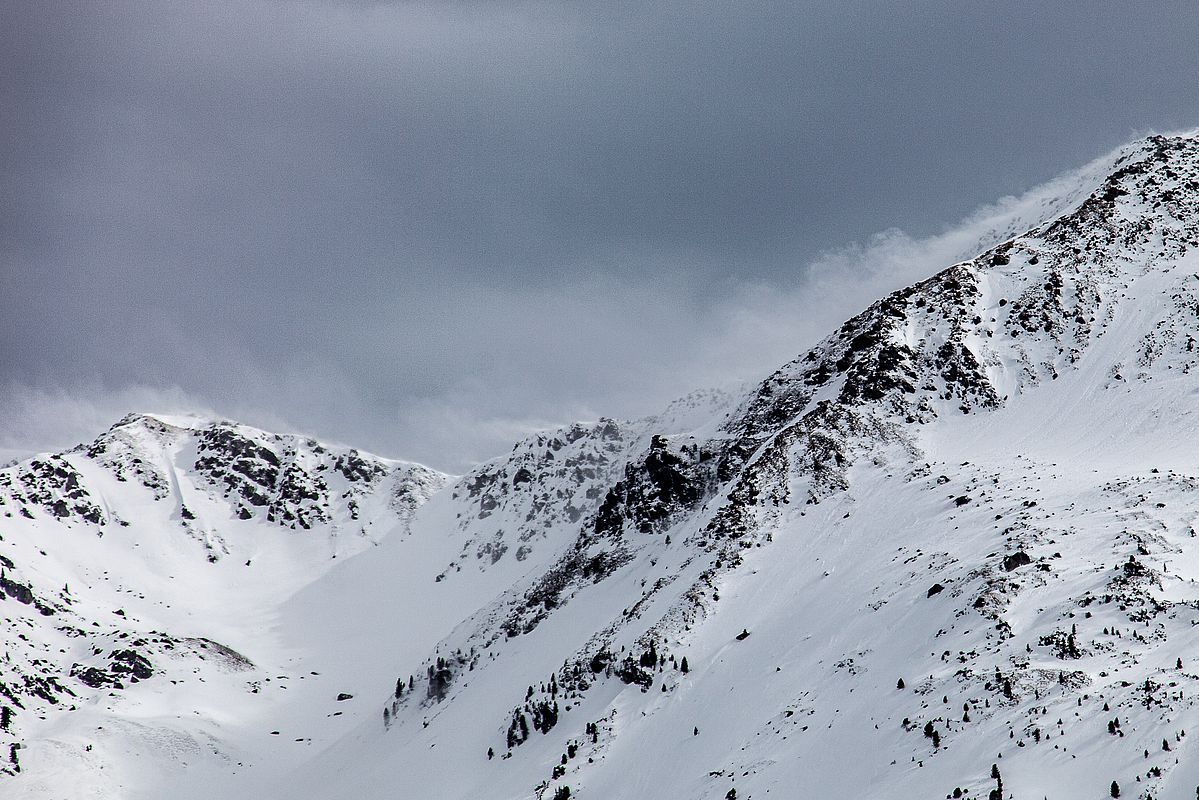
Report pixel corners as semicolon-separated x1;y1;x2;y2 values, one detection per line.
3;1;1199;471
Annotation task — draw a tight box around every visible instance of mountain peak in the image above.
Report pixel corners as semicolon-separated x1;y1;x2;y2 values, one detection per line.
111;410;215;431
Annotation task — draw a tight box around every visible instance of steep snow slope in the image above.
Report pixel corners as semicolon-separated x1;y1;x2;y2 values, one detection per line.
273;133;1199;800
8;133;1199;800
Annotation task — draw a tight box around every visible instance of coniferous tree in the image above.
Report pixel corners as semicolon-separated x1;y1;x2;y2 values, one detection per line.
640;642;658;669
1110;780;1120;797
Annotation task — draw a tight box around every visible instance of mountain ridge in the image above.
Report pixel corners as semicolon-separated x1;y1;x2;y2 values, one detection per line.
6;132;1199;799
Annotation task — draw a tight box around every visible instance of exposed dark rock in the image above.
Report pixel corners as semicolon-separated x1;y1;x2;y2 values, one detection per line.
0;573;34;605
1002;551;1033;572
109;650;153;681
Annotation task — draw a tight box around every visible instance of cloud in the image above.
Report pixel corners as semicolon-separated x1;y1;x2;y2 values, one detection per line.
0;135;1144;472
3;2;1198;471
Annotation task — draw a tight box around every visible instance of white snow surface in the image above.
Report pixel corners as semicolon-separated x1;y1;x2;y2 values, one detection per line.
6;134;1199;799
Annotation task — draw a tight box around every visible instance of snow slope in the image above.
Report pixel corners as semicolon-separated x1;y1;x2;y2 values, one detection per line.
8;132;1199;800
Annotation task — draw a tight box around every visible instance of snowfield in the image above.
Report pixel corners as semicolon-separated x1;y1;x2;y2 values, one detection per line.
6;133;1199;799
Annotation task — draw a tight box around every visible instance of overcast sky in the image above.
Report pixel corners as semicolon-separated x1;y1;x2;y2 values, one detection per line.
3;1;1199;472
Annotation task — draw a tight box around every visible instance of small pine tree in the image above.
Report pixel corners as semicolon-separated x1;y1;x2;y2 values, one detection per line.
897;678;905;690
488;747;494;760
680;657;689;674
1110;780;1120;797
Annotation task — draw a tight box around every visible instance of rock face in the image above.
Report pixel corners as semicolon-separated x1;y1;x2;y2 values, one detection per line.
10;133;1199;800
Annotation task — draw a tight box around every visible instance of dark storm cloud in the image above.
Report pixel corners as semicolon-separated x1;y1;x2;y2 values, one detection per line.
3;1;1199;470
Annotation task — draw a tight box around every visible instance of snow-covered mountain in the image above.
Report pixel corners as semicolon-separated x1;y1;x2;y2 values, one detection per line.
0;413;446;796
8;132;1199;799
